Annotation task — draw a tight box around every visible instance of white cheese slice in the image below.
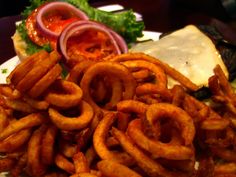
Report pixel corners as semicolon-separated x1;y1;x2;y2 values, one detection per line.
130;25;229;88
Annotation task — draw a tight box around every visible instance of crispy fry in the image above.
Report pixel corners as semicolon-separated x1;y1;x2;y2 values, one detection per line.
28;63;62;98
49;100;94;130
73;151;90;174
16;51;60;92
97;160;142;177
27;125;47;176
55;153;75;174
41;124;58;165
80;61;136;112
93;112;133;165
146;103;195;145
127;119;194;160
45;80;83;109
0;128;31;152
111;127;187;177
110;52;199;91
0;157;16;172
0;113;45;140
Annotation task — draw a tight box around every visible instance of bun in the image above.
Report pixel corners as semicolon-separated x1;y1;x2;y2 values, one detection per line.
12;30;29;61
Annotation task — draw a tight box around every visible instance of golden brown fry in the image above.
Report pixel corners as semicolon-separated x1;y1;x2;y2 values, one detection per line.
0;113;45;140
27;125;47;176
55;153;75;174
117;99;148;115
4;98;36;113
110;52;199;91
0;84;21;99
93;112;133;165
111;127;187;177
0;157;16;172
127;119;194;160
122;60;167;90
10;153;28;177
146;103;195;145
0;106;8;133
49;100;94;130
67;60;95;84
7;50;48;85
28;63;62;98
16;51;60;92
80;61;136;112
23;95;49;110
0;128;31;153
41;124;58;165
97;160;142;177
73;151;90;174
45;80;83;109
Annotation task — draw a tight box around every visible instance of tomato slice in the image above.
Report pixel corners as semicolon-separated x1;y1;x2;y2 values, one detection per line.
26;6;52;47
66;30;118;66
25;4;80;49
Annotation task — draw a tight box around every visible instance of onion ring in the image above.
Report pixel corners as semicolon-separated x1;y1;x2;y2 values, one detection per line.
36;1;89;39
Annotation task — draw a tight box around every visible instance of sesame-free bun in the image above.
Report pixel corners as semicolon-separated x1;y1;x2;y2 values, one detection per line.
12;30;29;61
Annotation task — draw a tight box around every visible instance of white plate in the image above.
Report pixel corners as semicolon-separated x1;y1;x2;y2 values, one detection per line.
0;31;161;84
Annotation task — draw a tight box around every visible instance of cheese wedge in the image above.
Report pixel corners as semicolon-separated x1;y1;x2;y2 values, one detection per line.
130;25;229;87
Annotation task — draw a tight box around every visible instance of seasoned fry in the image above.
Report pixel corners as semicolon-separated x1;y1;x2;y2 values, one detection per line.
55;153;75;174
49;100;94;130
41;124;58;165
27;125;47;176
97;160;142;177
0;113;45;140
45;80;83;109
127;119;194;160
93;112;133;165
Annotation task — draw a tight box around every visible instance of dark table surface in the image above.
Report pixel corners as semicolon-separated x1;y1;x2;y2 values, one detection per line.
1;0;236;64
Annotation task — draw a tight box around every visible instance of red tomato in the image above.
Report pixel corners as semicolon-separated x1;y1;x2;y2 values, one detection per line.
25;4;80;49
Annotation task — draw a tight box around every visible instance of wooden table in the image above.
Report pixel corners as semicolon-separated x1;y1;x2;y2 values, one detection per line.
0;0;236;64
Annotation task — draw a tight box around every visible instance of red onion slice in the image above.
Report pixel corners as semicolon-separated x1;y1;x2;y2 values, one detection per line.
58;20;128;63
36;1;89;39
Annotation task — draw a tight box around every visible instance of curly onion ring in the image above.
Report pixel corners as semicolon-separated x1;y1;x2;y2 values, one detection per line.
45;80;83;109
93;112;133;165
80;61;136;112
48;100;94;130
127;119;194;160
146;103;195;146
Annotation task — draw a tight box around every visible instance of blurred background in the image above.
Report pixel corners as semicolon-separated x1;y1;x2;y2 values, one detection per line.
0;0;235;31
